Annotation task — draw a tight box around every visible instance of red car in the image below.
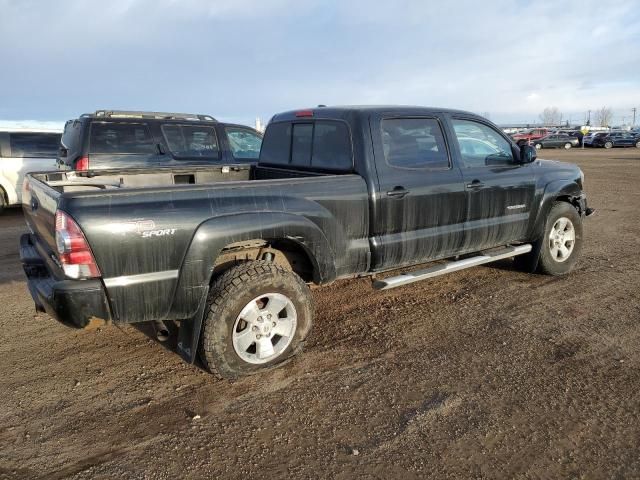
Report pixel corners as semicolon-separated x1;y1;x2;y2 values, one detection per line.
511;128;551;146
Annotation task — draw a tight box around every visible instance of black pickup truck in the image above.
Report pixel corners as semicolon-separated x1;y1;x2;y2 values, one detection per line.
20;106;593;379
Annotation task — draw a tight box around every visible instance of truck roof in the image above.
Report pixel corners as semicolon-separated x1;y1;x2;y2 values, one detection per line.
270;105;480;122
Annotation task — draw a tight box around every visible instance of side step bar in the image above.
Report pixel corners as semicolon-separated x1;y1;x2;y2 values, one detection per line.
372;244;532;290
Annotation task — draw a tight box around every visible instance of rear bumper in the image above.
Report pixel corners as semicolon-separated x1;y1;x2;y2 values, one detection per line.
20;233;112;328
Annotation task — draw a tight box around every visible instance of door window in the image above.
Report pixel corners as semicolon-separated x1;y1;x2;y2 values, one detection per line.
381;118;449;169
225;127;262;159
451;119;514;167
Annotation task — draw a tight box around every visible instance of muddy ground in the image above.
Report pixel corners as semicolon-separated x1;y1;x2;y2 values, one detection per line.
0;148;638;479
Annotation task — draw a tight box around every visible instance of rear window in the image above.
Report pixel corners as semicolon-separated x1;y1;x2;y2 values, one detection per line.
61;121;81;151
260;120;352;171
9;133;60;158
90;123;156;154
161;125;220;159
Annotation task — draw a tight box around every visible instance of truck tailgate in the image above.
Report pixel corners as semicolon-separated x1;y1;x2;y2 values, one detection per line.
22;173;60;262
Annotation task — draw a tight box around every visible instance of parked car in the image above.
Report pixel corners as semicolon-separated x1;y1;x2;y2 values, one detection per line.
591;131;640;149
21;106;593;379
57;110;263;171
583;132;607;147
0;129;60;213
532;134;579;150
510;128;551;146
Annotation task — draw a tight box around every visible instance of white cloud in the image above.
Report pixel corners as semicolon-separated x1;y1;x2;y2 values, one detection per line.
0;0;638;125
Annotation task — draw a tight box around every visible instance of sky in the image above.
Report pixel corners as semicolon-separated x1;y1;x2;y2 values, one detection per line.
1;0;639;129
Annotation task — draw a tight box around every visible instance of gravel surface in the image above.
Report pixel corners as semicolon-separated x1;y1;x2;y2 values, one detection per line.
0;148;638;479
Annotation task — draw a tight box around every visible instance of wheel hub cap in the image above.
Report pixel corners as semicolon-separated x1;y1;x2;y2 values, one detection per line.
232;293;297;365
548;217;576;263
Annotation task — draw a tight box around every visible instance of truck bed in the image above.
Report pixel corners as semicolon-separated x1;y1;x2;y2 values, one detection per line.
23;163;371;325
30;163;330;194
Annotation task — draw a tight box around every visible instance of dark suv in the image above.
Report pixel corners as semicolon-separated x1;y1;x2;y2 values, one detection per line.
57;110;263;170
591;131;640;149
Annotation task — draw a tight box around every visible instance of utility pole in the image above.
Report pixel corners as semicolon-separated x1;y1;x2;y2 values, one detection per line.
633;107;637;127
587;110;591;126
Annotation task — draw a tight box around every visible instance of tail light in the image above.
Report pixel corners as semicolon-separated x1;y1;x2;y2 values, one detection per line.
75;156;89;171
55;211;100;279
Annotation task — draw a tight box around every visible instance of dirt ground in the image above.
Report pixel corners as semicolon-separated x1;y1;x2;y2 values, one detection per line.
0;148;638;479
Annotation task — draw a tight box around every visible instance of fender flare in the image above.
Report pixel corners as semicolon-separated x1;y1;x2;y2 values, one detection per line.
169;211;336;319
171;211;336;364
529;180;582;240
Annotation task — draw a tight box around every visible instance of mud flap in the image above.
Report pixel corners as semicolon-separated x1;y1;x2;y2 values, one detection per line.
176;293;208;364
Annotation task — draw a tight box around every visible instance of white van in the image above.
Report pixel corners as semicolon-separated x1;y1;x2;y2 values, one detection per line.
0;129;61;212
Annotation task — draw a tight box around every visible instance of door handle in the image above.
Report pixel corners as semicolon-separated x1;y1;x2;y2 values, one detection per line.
466;180;485;189
386;187;410;199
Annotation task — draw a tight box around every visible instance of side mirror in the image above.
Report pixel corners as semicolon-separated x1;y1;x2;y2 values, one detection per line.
519;144;537;163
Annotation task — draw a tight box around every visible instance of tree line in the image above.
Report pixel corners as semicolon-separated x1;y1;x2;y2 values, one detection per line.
539;106;613;127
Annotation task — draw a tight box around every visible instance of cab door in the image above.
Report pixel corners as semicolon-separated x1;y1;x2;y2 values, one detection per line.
369;114;466;271
445;115;536;252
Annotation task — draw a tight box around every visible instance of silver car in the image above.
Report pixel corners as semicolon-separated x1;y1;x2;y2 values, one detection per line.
0;129;61;212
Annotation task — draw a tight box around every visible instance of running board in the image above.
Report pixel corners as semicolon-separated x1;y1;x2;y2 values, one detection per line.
372;244;532;290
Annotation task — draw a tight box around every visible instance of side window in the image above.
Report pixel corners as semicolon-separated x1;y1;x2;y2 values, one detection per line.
9;133;61;158
381;118;449;169
161;125;220;159
225;127;262;159
451;119;514;168
90;123;156;154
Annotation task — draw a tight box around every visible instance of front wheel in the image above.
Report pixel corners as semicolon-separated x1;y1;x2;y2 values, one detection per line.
514;201;583;275
199;261;313;379
535;143;543;150
635;140;640;148
604;141;613;149
538;202;583;275
564;142;572;149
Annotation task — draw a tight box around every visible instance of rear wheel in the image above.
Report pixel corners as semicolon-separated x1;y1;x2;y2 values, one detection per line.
635;140;640;148
535;143;543;150
604;141;613;149
564;142;572;149
199;261;313;379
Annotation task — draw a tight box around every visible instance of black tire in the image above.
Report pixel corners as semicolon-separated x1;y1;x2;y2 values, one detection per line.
199;260;313;379
515;201;583;275
0;189;5;214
